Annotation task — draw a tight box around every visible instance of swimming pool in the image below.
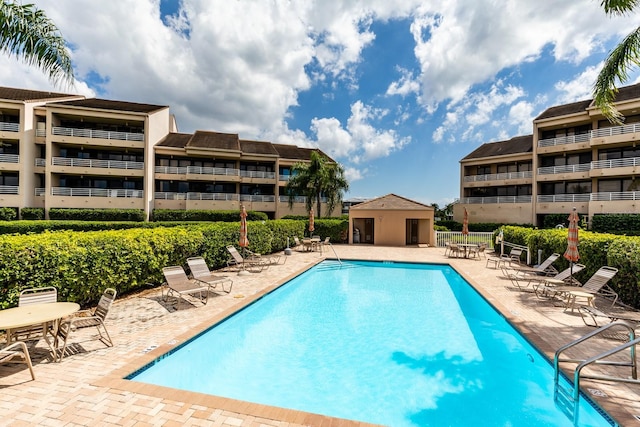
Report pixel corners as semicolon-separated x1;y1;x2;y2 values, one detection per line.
129;260;614;426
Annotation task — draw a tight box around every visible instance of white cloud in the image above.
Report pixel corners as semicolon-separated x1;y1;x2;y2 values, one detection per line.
508;101;536;135
344;166;365;182
386;66;420;97
555;64;602;104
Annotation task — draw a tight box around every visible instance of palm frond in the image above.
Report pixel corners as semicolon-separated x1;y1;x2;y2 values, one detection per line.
0;1;74;86
594;26;640;124
601;0;640;15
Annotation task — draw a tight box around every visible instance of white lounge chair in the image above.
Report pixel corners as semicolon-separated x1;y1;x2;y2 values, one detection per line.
187;257;233;293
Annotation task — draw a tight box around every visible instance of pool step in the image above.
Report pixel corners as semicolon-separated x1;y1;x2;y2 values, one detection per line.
315;260;358;271
554;383;576;422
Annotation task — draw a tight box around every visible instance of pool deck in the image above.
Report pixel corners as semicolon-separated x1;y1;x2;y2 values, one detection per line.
2;245;640;426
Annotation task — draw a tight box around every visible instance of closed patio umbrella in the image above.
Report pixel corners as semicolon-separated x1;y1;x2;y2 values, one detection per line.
239;205;249;249
308;209;315;237
563;208;580;283
462;208;469;244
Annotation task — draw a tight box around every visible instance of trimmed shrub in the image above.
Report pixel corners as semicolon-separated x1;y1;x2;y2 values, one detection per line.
0;207;17;221
152;209;268;222
49;208;145;221
20;208;44;220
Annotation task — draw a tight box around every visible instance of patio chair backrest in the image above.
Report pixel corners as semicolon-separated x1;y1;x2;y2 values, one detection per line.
163;265;190;287
323;237;330;244
538;253;560;271
582;266;618;293
226;245;244;263
19;287;57;306
187;257;211;281
293;237;301;246
509;248;523;262
93;288;117;321
553;264;586;281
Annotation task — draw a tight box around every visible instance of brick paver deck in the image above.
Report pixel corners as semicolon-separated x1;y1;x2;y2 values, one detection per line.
1;245;639;426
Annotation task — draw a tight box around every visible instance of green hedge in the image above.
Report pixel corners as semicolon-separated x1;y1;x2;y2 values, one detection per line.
436;221;533;232
49;208;146;221
20;208;44;220
591;213;640;234
0;207;17;221
152;209;268;222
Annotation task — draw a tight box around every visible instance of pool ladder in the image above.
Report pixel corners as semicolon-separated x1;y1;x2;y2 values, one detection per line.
553;321;638;426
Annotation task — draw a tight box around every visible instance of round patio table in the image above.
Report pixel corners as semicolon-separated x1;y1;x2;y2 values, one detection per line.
0;302;80;348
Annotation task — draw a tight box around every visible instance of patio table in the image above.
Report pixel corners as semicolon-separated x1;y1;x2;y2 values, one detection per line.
0;302;80;350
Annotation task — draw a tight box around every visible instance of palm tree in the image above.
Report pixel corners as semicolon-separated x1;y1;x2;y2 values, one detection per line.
0;1;74;86
593;0;640;124
285;151;349;218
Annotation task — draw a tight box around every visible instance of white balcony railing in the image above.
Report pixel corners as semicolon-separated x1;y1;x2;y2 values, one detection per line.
0;122;19;132
240;170;276;179
0;185;18;194
279;195;307;203
591;123;640;139
279;174;292;181
52;126;144;142
536;194;591;203
155;192;187;200
35;128;46;137
186;192;238;201
591;157;640;170
187;166;240;176
155;166;188;174
537;163;591;175
52;157;144;170
35;158;46;167
0;153;19;163
591;191;640;201
35;188;45;196
463;171;532;182
51;187;143;198
456;196;532;204
538;133;590;148
240;194;276;202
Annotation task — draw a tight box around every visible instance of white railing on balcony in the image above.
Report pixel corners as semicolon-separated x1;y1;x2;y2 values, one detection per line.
0;153;19;163
456;196;532;204
591;157;640;170
52;126;144;142
0;185;18;194
240;194;276;202
155;166;188;174
537;163;591;175
591;123;640;139
186;192;238;201
155;192;187;200
35;188;45;196
187;166;239;176
35;158;46;167
537;194;591;203
51;187;143;198
0;122;19;132
279;174;292;181
538;133;590;148
240;170;276;179
463;171;532;182
52;157;144;170
35;128;46;137
279;195;307;203
591;191;640;201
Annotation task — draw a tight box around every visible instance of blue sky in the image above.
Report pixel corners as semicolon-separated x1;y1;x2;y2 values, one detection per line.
2;1;639;207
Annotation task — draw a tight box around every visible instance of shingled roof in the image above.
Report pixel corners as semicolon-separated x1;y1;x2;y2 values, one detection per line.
272;144;324;161
186;131;240;150
350;193;433;210
0;86;78;102
52;98;167;113
535;99;592;121
156;133;192;148
240;139;279;156
462;135;533;161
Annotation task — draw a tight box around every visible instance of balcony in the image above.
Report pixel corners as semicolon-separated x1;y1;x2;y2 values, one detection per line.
592;157;640;170
279;174;292;181
154;192;239;201
52;126;144;142
538;133;590;148
240;170;276;179
51;157;144;170
591;191;640;201
35;188;45;196
154;166;240;176
0;185;18;194
537;163;591;175
591;123;640;139
0;154;19;163
537;194;591;203
456;196;532;204
51;187;143;198
240;194;276;202
0;122;19;132
35;158;46;167
279;195;307;203
35;128;46;137
463;171;532;182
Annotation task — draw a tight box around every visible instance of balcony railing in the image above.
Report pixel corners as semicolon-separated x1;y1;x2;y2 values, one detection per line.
591;191;640;201
154;166;241;176
456;196;532;204
0;153;19;163
592;123;640;139
240;170;276;179
155;192;187;200
52;126;144;142
463;171;532;182
279;195;307;203
51;187;143;198
0;185;18;194
187;192;238;201
538;133;590;148
537;163;591;175
279;174;292;181
537;194;591;203
240;194;276;202
0;122;19;132
35;188;45;196
35;128;46;137
35;158;46;167
52;157;144;170
591;157;640;169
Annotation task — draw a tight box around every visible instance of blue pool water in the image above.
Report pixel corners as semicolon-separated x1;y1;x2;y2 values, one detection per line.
129;260;614;426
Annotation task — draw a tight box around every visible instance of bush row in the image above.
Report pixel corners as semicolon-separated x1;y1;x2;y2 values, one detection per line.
591;213;640;234
0;207;17;221
435;221;534;232
500;225;640;308
152;209;268;222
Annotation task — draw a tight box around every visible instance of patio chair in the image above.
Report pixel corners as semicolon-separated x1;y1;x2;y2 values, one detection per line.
531;263;586;298
226;245;266;272
11;287;58;343
0;341;35;380
162;265;211;308
486;253;509;269
447;243;463;258
53;288;117;362
244;248;284;266
293;236;303;251
507;248;524;266
550;266;619;307
513;253;560;277
187;257;233;294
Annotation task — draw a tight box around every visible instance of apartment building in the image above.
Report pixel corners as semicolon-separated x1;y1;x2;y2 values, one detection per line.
456;83;640;227
0;86;336;220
